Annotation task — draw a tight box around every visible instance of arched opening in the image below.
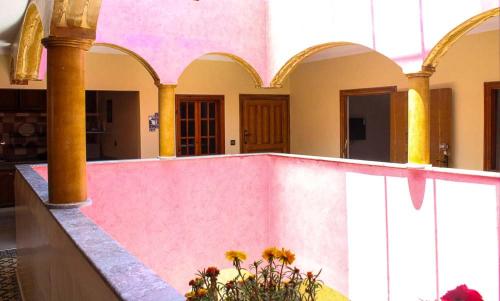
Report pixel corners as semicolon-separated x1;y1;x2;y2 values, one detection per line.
11;3;43;84
81;43;164;160
92;42;161;85
174;52;287;156
423;7;500;70
278;42;409;165
270;42;355;87
424;8;500;171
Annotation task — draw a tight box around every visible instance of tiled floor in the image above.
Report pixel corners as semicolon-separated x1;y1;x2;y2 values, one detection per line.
0;208;20;301
0;249;20;301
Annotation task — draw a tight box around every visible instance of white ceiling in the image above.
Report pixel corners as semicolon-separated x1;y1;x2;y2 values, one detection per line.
0;0;29;53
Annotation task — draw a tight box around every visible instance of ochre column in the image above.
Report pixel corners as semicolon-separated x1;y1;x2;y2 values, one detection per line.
407;71;432;165
157;84;176;157
42;37;92;206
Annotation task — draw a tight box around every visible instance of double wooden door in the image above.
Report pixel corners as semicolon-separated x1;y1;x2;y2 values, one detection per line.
176;95;225;156
240;95;290;153
390;88;452;167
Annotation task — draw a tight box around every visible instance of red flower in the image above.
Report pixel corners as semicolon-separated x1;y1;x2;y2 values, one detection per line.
441;284;483;301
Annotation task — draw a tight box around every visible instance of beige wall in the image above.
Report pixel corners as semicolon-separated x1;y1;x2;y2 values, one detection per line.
176;59;289;154
0;52;289;159
289;30;500;170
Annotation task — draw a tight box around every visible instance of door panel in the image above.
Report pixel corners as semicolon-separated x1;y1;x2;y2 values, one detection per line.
240;95;289;153
390;88;452;166
390;91;408;163
176;95;224;156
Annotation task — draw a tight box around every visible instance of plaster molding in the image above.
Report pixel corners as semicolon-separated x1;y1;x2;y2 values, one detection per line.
208;52;263;88
50;0;102;39
423;7;500;69
270;42;352;88
93;42;162;86
41;36;93;50
10;3;44;83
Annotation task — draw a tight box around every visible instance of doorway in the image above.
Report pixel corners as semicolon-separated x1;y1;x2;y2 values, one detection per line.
484;81;500;171
240;94;290;153
340;87;396;161
340;87;452;166
175;95;225;157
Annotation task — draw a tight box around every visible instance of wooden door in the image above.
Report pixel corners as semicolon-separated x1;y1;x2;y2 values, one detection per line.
176;95;225;156
390;91;408;163
240;95;289;153
390;88;452;167
0;170;15;208
484;81;500;171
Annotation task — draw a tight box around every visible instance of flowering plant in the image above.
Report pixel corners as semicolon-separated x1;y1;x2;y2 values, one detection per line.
440;284;483;301
185;247;322;301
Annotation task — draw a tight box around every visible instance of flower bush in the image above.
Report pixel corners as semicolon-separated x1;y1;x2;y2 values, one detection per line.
441;284;483;301
186;247;322;301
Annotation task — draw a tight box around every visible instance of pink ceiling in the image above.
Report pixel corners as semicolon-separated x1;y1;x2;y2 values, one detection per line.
95;0;269;85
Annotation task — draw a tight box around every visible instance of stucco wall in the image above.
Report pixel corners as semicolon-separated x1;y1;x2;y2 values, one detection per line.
35;154;500;300
289;30;500;170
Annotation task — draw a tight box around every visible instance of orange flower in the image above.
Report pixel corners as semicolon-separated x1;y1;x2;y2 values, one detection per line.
278;248;295;265
307;272;314;279
262;247;281;262
196;288;208;296
185;291;195;298
225;250;247;262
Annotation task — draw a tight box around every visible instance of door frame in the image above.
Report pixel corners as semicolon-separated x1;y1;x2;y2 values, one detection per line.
239;94;290;153
484;81;500;171
339;86;397;158
175;94;225;156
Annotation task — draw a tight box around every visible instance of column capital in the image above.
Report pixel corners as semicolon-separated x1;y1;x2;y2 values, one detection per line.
156;83;177;89
41;36;94;51
406;66;435;79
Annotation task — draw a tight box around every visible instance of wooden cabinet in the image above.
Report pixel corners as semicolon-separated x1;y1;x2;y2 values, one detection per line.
20;90;47;111
0;90;20;111
0;89;47;112
0;169;15;208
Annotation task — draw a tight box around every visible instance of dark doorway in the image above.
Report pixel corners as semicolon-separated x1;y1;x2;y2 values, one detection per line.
484;81;500;171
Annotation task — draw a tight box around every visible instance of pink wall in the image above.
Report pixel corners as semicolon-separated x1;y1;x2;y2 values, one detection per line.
95;0;269;85
33;154;500;299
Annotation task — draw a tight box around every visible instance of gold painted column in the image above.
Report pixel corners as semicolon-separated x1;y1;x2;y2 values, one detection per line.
407;71;432;165
42;37;92;206
157;84;176;157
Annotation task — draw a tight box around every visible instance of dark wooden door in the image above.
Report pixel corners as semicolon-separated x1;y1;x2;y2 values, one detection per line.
390;88;452;167
484;82;500;171
176;95;225;157
0;170;15;208
240;95;289;153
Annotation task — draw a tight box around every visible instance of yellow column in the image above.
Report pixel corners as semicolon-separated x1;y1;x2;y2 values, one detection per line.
158;84;176;157
407;71;432;165
42;37;92;206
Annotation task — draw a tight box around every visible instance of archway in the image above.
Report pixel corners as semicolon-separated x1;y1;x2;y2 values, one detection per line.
179;52;264;88
10;3;43;84
92;42;161;85
423;7;500;70
272;41;407;163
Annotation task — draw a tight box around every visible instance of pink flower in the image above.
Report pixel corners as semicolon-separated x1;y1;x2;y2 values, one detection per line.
441;284;483;301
